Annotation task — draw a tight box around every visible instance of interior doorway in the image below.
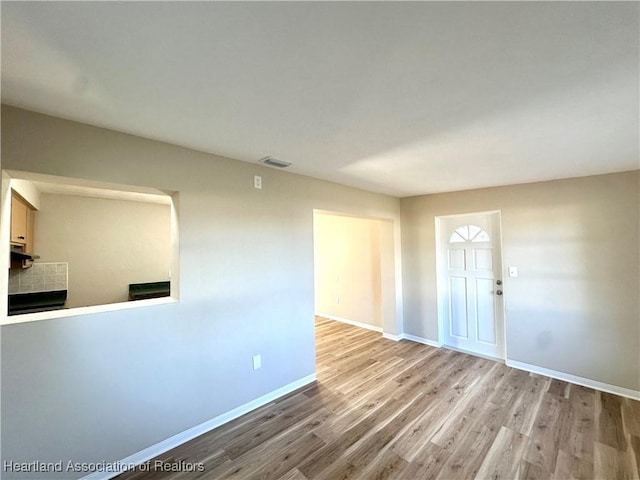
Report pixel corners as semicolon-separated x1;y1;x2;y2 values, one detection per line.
436;211;505;360
312;211;396;335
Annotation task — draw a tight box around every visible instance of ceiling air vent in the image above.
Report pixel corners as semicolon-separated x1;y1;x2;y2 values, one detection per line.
260;156;292;168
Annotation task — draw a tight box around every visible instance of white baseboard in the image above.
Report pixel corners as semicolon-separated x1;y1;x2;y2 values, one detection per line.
402;333;441;348
506;359;640;401
316;313;383;333
382;332;403;341
377;334;638;400
82;374;317;480
381;332;441;347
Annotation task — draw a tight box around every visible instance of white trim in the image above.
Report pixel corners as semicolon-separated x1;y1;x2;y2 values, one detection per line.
506;359;640;401
382;332;404;341
434;211;506;360
316;313;383;333
434;209;502;220
1;297;179;326
81;374;317;480
496;212;507;361
382;332;441;346
402;333;441;348
312;208;394;223
434;218;446;347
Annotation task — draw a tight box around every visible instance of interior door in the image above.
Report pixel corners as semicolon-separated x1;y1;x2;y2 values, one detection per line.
439;212;504;359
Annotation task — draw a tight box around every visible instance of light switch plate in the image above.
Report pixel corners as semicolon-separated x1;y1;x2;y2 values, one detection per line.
252;354;262;370
509;266;519;277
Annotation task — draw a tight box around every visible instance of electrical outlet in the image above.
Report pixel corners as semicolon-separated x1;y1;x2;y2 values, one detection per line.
254;176;262;189
252;354;262;370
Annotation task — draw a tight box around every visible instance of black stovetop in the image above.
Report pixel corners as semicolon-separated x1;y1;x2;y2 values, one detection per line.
8;290;67;315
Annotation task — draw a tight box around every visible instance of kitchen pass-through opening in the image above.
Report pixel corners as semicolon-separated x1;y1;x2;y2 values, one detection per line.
1;170;180;325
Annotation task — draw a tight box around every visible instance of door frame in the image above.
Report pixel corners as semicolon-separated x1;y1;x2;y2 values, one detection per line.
434;210;507;360
312;209;400;338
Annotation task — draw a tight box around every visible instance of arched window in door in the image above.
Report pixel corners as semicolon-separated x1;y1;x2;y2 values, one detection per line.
449;224;490;243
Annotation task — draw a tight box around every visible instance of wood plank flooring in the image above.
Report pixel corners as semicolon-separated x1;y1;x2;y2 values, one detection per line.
117;317;640;479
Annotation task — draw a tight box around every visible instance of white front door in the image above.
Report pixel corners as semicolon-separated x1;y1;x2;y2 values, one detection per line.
438;212;504;359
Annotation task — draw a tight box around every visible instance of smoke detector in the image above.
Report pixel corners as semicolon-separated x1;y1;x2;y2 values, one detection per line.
260;156;292;168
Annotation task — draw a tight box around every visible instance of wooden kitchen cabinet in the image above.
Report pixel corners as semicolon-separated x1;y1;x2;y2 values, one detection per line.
10;191;35;251
26;205;34;253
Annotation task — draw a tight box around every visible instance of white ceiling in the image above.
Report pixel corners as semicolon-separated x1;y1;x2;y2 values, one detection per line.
2;2;638;197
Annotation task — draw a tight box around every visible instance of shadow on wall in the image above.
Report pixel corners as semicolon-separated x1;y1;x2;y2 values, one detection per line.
502;184;639;390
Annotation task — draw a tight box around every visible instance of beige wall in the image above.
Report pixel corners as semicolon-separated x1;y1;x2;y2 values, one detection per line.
0;105;402;477
3;103;637;476
33;193;171;308
401;171;640;391
314;213;383;329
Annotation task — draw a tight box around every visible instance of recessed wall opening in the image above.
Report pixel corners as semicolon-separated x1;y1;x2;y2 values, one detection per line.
1;170;180;324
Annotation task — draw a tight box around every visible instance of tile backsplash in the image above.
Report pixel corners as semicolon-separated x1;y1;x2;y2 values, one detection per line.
8;262;68;294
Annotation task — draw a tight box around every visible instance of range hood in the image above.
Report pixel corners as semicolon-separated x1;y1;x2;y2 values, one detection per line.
10;246;40;261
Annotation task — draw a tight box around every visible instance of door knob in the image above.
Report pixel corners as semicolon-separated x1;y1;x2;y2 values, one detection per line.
496;290;503;295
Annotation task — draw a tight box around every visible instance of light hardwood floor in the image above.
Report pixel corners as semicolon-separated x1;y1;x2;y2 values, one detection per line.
117;317;640;479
